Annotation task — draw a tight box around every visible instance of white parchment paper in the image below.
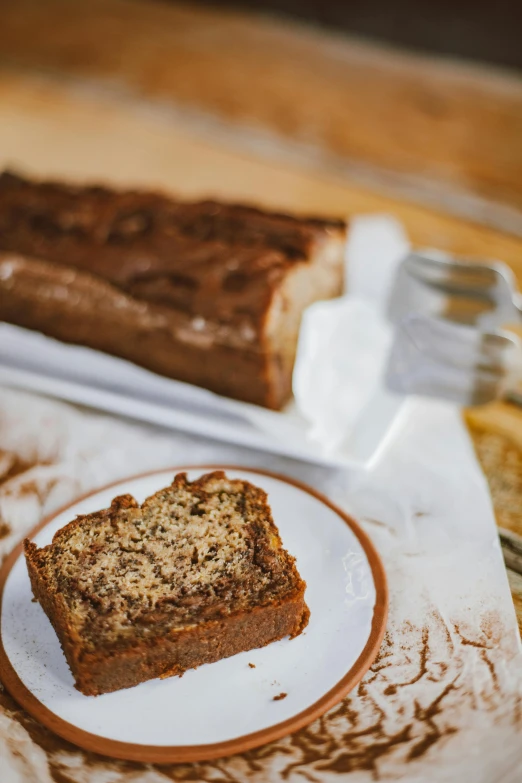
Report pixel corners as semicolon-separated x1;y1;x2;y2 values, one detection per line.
0;383;520;783
0;217;410;468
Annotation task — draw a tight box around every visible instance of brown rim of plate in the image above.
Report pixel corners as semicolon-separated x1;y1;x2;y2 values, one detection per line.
0;464;389;764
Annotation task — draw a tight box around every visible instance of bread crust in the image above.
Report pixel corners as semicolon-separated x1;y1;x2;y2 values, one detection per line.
0;171;345;408
24;471;309;695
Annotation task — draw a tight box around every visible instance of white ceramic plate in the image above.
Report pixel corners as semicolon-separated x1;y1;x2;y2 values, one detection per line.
0;466;388;762
0;323;406;469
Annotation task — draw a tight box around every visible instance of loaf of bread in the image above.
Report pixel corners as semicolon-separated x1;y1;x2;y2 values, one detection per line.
0;171;346;408
24;471;309;696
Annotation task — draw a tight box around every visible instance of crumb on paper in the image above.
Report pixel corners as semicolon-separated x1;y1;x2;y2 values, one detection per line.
0;521;11;539
273;692;287;701
248;662;256;668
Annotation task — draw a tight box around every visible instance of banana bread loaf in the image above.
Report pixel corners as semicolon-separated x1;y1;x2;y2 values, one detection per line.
24;471;309;696
0;171;346;408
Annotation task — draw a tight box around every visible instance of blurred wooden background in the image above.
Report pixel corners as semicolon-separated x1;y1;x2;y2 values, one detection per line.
1;0;522;238
200;0;522;71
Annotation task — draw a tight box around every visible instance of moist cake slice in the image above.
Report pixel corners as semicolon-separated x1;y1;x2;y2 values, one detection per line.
24;471;309;696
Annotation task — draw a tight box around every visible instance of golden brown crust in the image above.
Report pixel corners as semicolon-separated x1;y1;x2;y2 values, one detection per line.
0;171;346;409
24;471;309;695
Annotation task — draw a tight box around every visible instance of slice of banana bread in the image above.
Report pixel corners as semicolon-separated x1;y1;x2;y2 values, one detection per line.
24;471;309;696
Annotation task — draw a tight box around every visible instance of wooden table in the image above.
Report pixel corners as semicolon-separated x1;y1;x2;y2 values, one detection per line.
1;0;522;625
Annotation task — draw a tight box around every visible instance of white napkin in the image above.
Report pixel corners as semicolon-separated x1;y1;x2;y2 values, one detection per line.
293;215;410;451
345;213;410;312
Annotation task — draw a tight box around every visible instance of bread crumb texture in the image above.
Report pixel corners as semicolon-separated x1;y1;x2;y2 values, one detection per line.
25;471;307;651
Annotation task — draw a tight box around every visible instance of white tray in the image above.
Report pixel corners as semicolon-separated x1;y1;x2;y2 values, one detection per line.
0;323;406;469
